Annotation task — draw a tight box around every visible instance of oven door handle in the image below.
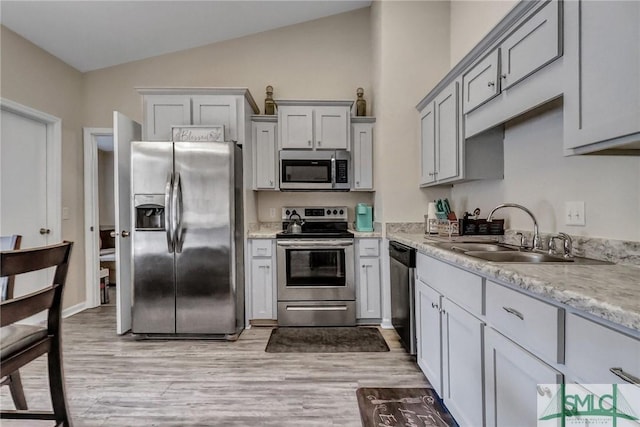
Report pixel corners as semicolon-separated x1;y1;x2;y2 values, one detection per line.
277;240;353;248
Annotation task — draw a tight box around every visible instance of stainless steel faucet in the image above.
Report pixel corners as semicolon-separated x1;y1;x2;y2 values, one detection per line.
487;203;542;250
548;232;573;258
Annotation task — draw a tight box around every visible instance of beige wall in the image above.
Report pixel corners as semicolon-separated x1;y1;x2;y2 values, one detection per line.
371;0;452;223
82;8;373;223
449;0;517;68
1;25;86;309
82;8;372;126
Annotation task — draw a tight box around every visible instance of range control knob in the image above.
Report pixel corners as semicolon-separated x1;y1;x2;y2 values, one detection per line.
339;209;344;215
333;209;338;215
285;210;291;216
326;209;331;215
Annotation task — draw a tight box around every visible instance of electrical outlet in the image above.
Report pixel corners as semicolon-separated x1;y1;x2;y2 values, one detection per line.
565;201;585;226
269;208;276;219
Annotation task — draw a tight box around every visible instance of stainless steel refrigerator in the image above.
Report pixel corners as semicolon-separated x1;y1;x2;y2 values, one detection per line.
130;140;244;338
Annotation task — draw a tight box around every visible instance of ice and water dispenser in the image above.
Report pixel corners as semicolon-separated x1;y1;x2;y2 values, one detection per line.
134;194;165;230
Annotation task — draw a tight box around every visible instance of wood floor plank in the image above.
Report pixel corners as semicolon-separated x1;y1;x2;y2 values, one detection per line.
1;301;428;426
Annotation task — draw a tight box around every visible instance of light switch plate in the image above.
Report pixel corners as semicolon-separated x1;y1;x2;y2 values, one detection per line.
62;206;70;220
565;201;585;226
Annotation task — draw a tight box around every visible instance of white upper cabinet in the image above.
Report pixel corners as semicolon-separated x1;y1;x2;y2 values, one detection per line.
278;106;314;149
252;117;278;190
277;101;352;150
352;119;374;191
434;83;460;182
463;50;500;114
139;88;259;142
192;95;238;142
143;95;191;141
315;106;349;150
419;102;436;185
500;0;560;91
463;0;561;115
563;0;640;154
419;79;465;186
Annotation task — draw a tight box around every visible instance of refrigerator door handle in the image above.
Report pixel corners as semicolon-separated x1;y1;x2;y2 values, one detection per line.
172;172;184;253
165;172;174;253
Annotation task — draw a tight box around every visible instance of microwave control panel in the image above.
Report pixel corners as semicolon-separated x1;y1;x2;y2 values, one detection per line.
336;160;348;184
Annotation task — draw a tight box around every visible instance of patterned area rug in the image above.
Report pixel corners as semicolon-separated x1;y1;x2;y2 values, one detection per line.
356;387;458;427
265;327;390;353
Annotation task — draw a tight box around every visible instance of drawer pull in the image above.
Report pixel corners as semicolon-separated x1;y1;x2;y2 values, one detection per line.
610;368;640;386
503;306;524;320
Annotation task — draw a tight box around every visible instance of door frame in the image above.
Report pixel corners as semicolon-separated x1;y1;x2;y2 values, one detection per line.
83;127;113;309
0;97;62;244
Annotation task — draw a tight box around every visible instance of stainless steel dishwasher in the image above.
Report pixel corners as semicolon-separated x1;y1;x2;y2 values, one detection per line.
389;241;416;355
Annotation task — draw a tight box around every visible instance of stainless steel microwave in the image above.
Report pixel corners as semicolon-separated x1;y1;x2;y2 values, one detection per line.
279;150;350;191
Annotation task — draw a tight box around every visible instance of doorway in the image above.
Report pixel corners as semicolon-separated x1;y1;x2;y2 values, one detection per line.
83;127;114;309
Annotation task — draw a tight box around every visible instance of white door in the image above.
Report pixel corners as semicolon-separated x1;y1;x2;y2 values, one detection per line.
113;112;141;334
0;107;58;298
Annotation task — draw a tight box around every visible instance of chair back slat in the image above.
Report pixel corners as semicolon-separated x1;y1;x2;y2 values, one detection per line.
0;242;71;277
0;286;57;327
0;235;21;301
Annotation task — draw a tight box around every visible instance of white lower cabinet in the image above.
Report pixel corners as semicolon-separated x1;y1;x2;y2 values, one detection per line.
415;253;484;425
442;298;485;427
248;239;276;321
356;238;381;320
485;327;563;427
415;279;443;395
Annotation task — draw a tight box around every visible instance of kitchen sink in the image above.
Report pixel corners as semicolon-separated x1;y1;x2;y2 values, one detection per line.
464;250;613;265
464;251;572;263
435;242;517;253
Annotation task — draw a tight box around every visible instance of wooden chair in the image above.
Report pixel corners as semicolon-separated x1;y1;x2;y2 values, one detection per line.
0;234;27;410
0;241;73;426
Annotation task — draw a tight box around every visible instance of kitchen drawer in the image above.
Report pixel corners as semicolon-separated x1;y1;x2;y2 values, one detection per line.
486;280;564;363
565;313;640;385
251;239;272;257
358;238;379;257
416;253;483;315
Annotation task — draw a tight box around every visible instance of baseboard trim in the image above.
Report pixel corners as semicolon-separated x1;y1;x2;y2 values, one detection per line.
380;318;393;329
63;301;87;319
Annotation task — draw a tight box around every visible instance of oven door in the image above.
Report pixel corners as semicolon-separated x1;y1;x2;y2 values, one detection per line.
276;239;355;301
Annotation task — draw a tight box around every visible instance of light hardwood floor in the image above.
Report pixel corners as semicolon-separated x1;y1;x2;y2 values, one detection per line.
1;295;428;426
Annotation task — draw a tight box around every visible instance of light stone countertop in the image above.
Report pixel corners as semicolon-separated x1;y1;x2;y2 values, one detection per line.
388;232;640;334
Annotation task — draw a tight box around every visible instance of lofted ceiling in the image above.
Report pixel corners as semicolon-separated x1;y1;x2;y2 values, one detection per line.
0;0;371;72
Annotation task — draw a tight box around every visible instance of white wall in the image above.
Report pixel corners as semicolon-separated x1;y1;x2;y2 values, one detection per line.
451;102;640;241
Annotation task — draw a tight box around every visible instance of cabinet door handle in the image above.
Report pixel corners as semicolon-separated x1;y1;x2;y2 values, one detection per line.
487;81;495;87
503;306;524;320
317;140;322;146
308;140;312;146
501;74;507;79
610;368;640;385
431;302;439;309
269;180;274;186
39;228;51;235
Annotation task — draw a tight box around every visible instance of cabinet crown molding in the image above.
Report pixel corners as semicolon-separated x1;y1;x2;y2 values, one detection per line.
136;87;259;113
275;99;354;107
